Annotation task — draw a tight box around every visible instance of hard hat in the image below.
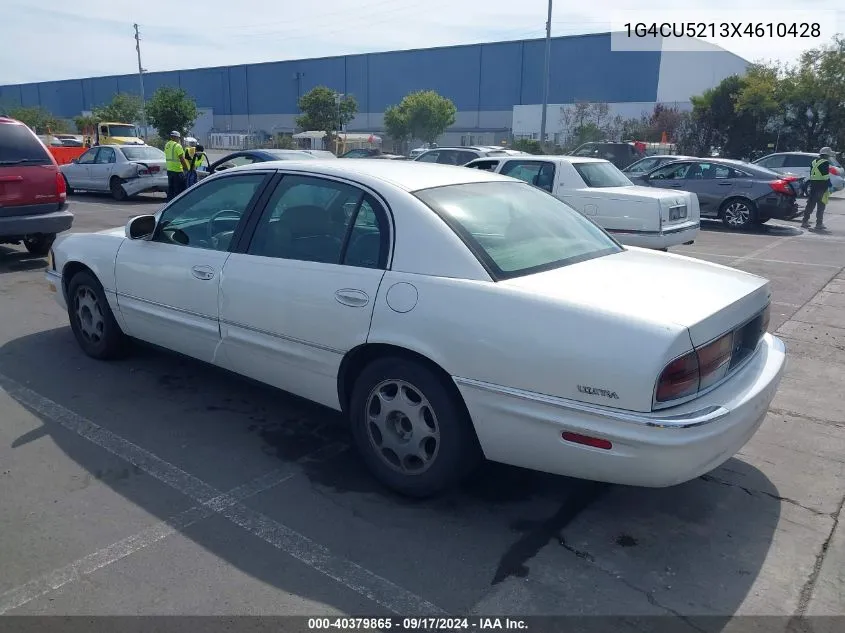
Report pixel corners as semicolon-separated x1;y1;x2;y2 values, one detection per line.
170;130;181;138
185;137;197;146
819;146;835;156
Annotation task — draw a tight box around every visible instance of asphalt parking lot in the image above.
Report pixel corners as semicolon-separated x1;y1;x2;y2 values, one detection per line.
0;192;843;626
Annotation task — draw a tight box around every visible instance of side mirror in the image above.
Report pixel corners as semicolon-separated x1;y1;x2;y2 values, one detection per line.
126;215;156;240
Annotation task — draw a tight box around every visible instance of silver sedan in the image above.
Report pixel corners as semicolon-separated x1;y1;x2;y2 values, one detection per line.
61;144;168;201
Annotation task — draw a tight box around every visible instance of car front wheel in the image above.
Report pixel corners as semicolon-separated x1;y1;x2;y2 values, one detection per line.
349;356;481;497
721;198;755;230
67;270;128;360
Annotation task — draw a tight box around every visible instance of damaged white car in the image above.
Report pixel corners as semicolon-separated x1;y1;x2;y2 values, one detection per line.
61;144;167;201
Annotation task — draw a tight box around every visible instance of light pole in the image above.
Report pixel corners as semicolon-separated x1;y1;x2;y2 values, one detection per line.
133;24;147;139
538;0;553;150
335;92;345;154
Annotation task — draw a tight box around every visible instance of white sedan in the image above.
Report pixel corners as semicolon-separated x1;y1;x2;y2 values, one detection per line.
45;160;787;497
61;144;167;200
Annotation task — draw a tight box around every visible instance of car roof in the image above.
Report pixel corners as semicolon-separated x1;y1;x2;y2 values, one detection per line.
230;158;515;191
484;155;609;164
761;151;814;157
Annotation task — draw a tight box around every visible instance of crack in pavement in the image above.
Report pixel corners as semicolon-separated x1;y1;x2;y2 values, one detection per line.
699;474;832;518
795;491;845;616
491;481;608;586
767;408;845;430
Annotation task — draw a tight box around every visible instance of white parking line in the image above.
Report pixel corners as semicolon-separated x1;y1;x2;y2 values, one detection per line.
679;251;840;269
0;372;446;616
0;469;294;614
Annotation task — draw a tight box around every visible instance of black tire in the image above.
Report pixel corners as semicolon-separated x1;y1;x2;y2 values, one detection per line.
720;197;756;230
349;356;481;497
66;270;128;360
23;233;55;257
63;175;74;195
110;177;127;201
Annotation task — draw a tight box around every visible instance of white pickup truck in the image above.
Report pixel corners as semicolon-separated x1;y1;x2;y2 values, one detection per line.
464;155;700;250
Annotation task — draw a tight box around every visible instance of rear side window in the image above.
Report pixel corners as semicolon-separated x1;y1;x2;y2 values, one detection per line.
0;123;51;165
783;154;813;168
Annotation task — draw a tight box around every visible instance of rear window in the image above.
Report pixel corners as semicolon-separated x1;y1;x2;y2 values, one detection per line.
121;146;165;161
0;122;51;165
573;162;632;188
415;181;621;280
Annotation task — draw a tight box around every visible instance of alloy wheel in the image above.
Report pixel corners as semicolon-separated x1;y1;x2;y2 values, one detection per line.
74;286;105;344
724;201;751;228
365;379;441;474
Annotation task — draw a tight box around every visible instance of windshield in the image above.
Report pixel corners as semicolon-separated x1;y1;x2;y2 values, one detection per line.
107;125;138;137
121;146;165;161
573;162;633;188
415;181;622;280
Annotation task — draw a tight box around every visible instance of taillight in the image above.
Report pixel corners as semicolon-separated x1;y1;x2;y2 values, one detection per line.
829;166;839;176
56;172;66;200
769;179;794;195
697;333;733;390
656;351;699;402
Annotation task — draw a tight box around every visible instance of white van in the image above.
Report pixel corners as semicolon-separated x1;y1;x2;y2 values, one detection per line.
464;155;700;250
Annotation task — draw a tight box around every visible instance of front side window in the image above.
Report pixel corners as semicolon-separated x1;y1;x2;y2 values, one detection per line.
783;154;813;168
415;181;621;280
248;175;387;267
573;161;632;188
154;174;267;251
648;162;691;180
624;157;662;173
500;160;556;193
78;148;98;164
416;151;440;163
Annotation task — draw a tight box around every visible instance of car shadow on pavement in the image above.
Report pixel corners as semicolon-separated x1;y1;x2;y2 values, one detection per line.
0;246;47;275
68;192;166;205
699;220;803;237
0;327;781;623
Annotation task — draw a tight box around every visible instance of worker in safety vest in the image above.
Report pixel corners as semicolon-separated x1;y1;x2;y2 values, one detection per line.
164;131;189;201
183;137;203;188
801;146;835;231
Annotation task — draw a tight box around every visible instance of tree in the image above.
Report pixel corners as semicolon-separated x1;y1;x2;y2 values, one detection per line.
92;93;142;123
296;86;358;153
73;114;98;135
145;86;199;140
383;104;411;153
8;106;66;134
386;90;456;145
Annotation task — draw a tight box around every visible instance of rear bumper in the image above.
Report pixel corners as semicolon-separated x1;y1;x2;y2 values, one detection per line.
454;333;786;488
757;195;799;220
0;206;73;238
610;223;700;250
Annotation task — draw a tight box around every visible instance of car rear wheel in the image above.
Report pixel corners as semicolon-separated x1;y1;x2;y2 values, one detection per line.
67;270;128;360
349;356;481;497
720;198;756;230
110;177;127;201
23;233;55;256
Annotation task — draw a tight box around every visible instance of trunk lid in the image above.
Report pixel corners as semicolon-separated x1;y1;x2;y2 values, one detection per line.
502;248;770;347
586;185;699;229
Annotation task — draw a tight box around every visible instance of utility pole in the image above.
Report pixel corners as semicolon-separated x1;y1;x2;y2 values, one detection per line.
538;0;553;150
134;23;147;139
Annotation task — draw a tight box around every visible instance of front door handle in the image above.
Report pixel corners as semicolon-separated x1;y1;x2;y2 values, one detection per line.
191;265;215;281
335;289;369;307
718;182;733;186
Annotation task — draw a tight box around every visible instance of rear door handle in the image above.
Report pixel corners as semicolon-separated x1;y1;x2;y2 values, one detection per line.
191;265;215;281
335;289;369;307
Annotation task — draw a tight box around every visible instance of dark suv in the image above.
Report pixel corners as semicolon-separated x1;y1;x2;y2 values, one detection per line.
1;116;73;255
570;142;644;169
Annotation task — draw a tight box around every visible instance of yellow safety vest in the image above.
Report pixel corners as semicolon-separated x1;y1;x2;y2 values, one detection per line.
165;140;185;172
810;158;830;181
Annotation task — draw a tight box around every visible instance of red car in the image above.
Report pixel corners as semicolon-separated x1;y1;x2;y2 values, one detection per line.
1;115;73;256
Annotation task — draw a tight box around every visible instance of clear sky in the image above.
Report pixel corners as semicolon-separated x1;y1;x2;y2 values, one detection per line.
0;0;839;85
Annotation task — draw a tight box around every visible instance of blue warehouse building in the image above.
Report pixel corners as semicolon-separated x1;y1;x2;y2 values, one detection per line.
0;33;747;147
